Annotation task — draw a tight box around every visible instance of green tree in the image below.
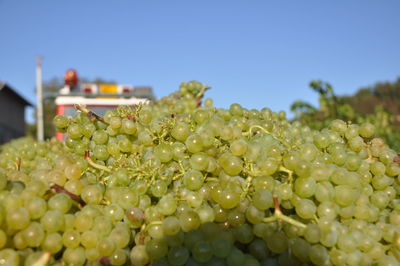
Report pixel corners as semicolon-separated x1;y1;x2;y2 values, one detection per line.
291;78;400;151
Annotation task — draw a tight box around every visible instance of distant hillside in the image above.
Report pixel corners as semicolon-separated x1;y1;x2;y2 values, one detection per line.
340;77;400;123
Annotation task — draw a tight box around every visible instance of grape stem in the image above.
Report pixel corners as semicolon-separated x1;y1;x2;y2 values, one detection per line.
263;195;306;228
85;150;111;173
32;252;51;266
75;104;108;124
279;165;294;183
205;177;219;182
141;221;163;234
241;176;253;198
243;125;291;148
195;86;211;99
50;184;87;207
16;157;21;171
365;143;374;163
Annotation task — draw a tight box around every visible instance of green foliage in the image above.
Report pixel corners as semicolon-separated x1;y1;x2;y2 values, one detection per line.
291;79;400;151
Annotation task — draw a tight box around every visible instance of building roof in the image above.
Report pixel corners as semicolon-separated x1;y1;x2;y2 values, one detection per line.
0;82;33;106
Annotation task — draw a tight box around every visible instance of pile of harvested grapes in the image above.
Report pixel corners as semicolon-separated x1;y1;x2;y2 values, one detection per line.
0;81;399;265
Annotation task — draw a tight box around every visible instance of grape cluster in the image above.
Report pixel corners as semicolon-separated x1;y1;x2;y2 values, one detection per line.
0;80;400;266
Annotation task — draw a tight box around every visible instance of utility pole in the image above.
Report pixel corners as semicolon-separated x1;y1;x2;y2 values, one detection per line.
36;56;44;141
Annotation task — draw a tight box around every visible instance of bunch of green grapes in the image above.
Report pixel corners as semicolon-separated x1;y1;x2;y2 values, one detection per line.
0;81;400;266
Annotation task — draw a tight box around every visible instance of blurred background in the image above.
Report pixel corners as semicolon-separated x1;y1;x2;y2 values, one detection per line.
0;0;399;149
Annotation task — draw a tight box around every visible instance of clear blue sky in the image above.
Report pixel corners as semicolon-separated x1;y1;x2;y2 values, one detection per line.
1;0;399;123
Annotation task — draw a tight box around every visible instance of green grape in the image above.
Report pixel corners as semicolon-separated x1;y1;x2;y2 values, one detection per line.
24;196;47;219
81;230;98;248
179;211;200;232
146;239;168;260
211;236;233;258
245;204;265;224
154;143;173;163
371;191;390;209
196;203;215;223
109;116;122;129
93;216;113;237
163;216;181;236
299;143;318;161
63;247;86;266
48;193;72;214
97;237;116;257
156;194;176;216
337;234;356;252
345;154;362;171
218;153;243;176
359;122;375;138
53;115;70;128
22;222;44;247
295;199;316;219
82;123;96;138
183;170;204;191
121;118;136;135
191;240;213;263
93;144;110;161
334;185;358;207
371;174;393;190
41;232;63;254
331;149;347;166
309;244;330;265
345;124;359;140
138;108;153;124
92;130;108;145
167;246;189;266
217;190;240;209
266;231;288;254
230;139;248;156
0;230;6;249
104;203;124;221
233;223;254;244
150;180;168;198
248;238;269;261
81;184;103;205
189;153;209;171
0;249;20;266
172;142;187;160
13;231;26;250
126;207;144;223
253;189;273;210
185;134;204;153
67;123;83;139
348;136;364;152
320;228;338;248
256;157;279;175
6;206;30;230
227;209;246;227
294;159;311;177
294;177;316;198
73;213;93;232
110;248;127;265
40;210;65;233
171;122;191;141
253;175;275;191
317;201;338;220
290;237;310;263
64;163;82;180
62;229;80;248
148;224;164;240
